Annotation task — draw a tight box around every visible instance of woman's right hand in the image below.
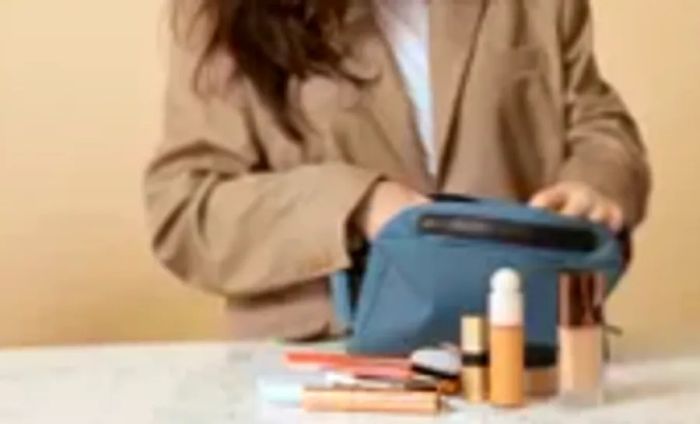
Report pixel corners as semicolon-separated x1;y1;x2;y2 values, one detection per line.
355;181;430;240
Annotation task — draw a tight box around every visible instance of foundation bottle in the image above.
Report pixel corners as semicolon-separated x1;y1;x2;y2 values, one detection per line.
488;268;525;408
558;271;606;407
460;316;489;403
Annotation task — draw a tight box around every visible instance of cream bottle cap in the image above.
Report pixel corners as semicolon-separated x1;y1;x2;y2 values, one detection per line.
489;268;524;326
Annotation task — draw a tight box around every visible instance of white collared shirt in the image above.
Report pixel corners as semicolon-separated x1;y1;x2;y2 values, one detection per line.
373;0;435;174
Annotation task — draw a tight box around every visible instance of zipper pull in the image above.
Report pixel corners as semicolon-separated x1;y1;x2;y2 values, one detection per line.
602;322;624;362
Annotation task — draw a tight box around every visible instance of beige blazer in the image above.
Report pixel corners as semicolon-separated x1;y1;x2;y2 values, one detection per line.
145;0;650;340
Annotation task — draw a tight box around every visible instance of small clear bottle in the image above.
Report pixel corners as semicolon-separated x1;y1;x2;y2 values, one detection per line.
558;271;606;407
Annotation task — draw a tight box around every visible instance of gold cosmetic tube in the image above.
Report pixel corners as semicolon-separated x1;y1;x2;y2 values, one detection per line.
302;388;440;414
460;316;489;403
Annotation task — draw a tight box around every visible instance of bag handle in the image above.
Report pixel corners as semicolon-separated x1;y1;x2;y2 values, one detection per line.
430;193;480;203
429;194;632;260
418;214;599;253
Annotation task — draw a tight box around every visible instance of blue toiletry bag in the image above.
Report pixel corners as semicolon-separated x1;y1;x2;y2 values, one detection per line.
332;195;627;355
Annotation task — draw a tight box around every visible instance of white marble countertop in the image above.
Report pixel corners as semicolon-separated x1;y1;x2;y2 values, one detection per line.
0;342;698;424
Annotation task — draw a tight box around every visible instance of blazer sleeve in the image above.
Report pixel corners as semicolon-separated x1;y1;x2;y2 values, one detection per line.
557;0;651;226
144;35;382;299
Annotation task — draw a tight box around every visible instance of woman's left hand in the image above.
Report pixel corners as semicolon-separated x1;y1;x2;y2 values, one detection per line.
529;181;625;232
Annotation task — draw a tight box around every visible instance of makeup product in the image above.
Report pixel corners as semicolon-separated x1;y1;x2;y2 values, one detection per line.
410;347;462;395
329;372;441;392
488;268;525;408
284;351;412;380
525;345;558;398
332;364;413;380
436;378;461;396
410;348;461;379
460;316;489;403
325;372;404;390
558;271;606;407
302;388;441;414
284;351;409;369
257;372;439;407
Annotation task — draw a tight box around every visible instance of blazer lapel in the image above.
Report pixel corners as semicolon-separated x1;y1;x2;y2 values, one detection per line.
346;9;434;192
430;0;488;174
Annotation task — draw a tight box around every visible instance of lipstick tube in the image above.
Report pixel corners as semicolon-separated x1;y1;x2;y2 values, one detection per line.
558;271;606;407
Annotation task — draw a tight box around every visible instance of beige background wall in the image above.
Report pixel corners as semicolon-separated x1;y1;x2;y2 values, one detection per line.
1;0;698;356
0;0;224;345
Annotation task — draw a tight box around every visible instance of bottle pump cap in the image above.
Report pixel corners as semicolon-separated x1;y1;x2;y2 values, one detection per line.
489;268;524;326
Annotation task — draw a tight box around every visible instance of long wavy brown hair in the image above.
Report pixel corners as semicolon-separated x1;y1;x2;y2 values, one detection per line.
175;0;352;138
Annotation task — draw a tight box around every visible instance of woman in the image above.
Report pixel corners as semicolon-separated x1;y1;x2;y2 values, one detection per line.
145;0;650;340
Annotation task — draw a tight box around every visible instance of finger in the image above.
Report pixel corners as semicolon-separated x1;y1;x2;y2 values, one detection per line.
588;203;610;225
607;205;625;232
411;193;432;206
529;186;568;210
560;190;594;217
